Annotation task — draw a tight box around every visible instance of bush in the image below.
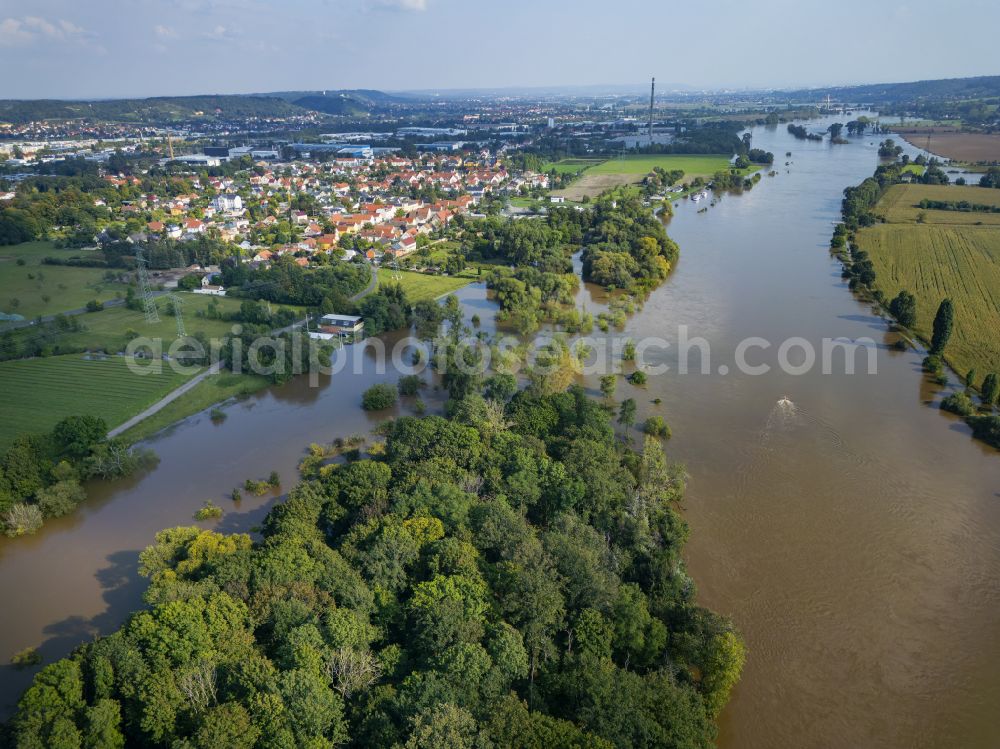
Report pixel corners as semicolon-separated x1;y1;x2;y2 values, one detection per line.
922;355;943;375
362;383;398;411
11;647;41;669
968;415;1000;447
630;371;647;385
643;415;671;438
940;391;976;417
244;479;270;496
398;374;424;397
194;501;223;521
85;299;104;312
35;479;86;518
2;503;44;537
209;408;226;422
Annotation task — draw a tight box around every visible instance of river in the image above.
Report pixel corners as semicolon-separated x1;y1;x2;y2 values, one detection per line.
3;115;1000;747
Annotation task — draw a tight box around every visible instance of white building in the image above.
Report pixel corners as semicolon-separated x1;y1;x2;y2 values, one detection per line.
213;194;243;213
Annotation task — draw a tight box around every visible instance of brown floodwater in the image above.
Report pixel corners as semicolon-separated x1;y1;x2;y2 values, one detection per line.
2;115;1000;747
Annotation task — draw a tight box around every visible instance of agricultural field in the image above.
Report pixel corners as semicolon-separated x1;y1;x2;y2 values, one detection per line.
7;292;254;355
586;154;737;176
893;130;1000;162
858;220;1000;379
0;354;194;448
874;183;1000;226
377;268;470;302
551;154;745;201
540;158;604;174
0;241;130;320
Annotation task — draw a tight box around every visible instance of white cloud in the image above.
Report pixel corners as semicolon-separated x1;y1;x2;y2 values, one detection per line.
201;24;238;40
370;0;428;11
154;24;177;39
0;15;89;46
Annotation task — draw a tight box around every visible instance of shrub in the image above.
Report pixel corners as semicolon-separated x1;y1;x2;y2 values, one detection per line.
2;503;44;537
209;408;226;422
940;391;975;417
244;479;270;496
398;375;424;397
85;299;104;312
630;371;647;385
11;647;41;669
362;383;398;411
922;355;943;375
35;480;86;518
268;470;280;487
194;501;223;521
643;415;671;438
968;415;1000;448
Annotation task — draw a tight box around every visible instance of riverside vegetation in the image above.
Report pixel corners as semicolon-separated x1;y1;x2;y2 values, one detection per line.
833;156;1000;448
2;381;744;748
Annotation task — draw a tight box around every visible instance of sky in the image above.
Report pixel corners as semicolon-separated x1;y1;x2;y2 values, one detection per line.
0;0;998;100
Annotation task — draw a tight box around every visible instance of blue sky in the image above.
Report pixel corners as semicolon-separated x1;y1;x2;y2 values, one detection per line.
0;0;997;99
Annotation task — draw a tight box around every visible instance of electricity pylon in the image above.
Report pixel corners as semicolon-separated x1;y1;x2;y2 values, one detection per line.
168;293;186;337
136;248;159;324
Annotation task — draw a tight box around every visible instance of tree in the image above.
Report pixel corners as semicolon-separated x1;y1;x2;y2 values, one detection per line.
399;375;424;397
982;373;1000;407
599;374;617;400
362;383;399;411
618;398;637;437
930;298;954;355
642;415;670;438
53;414;107;459
887;290;917;328
966;368;978;390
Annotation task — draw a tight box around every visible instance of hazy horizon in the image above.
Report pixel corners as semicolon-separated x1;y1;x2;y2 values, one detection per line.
1;0;998;100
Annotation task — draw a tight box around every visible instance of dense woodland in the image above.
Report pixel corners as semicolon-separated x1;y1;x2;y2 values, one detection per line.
3;381;742;748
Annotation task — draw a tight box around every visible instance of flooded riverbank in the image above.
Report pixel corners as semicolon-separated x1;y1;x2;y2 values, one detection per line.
3;115;1000;748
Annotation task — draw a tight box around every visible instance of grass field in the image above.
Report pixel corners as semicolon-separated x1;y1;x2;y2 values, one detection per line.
0;241;130;320
0;354;194;448
7;292;269;356
874;183;1000;226
119;371;270;444
552;154;745;201
541;158;604;175
859;188;1000;379
377;269;470;302
585;154;736;176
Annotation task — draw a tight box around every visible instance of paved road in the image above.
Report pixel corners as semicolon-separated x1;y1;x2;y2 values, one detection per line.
350;262;378;303
107;362;222;439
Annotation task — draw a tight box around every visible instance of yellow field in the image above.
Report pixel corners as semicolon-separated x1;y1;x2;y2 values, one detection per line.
874;183;1000;226
858;222;1000;378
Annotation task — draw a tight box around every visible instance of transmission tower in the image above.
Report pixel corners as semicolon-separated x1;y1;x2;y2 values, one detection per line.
135;248;160;324
390;254;402;281
168;294;186;337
